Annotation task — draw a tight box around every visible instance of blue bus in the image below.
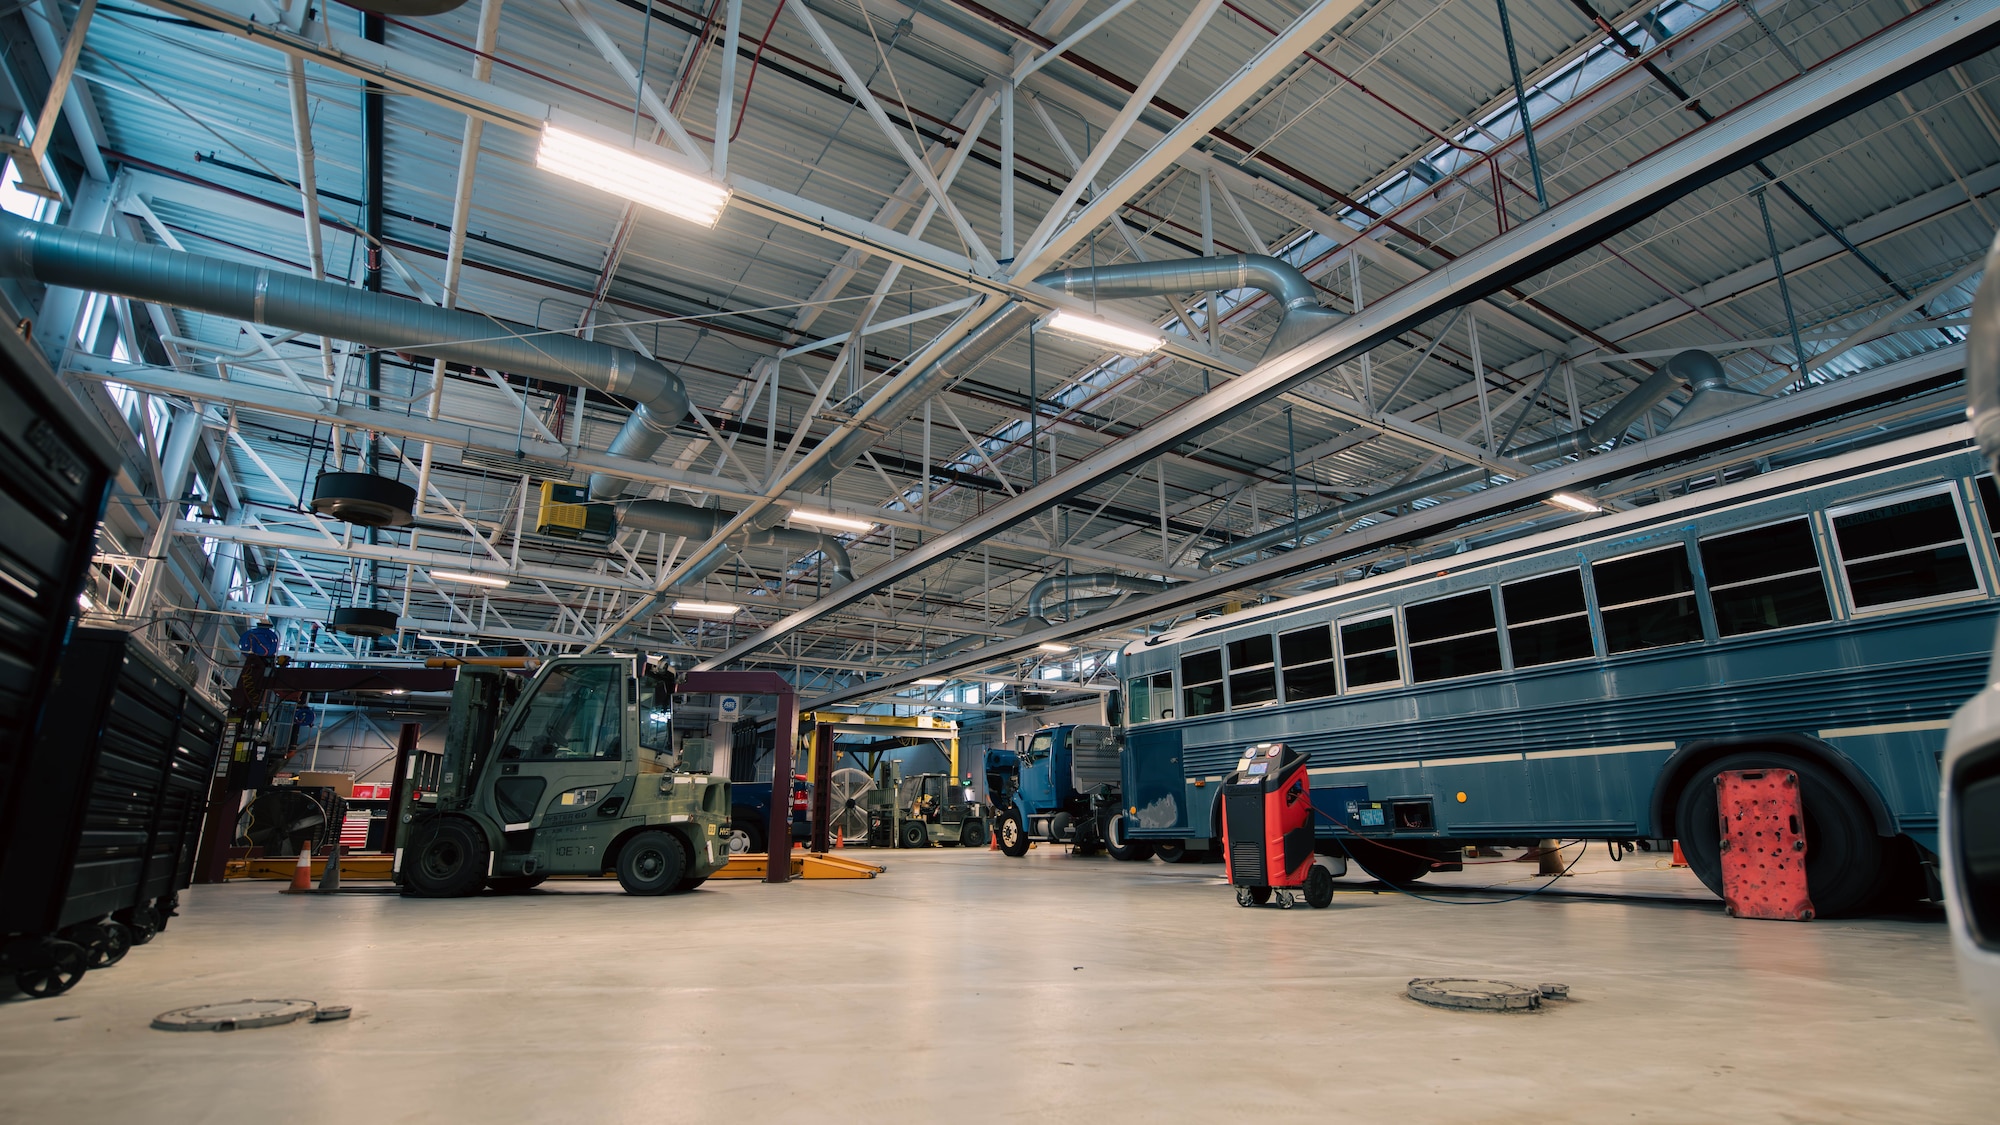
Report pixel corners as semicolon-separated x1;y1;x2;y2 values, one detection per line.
1117;425;2000;915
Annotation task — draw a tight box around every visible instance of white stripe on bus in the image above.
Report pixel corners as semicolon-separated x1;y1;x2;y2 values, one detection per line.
1816;719;1952;739
1420;752;1526;768
1523;741;1676;761
1309;762;1421;776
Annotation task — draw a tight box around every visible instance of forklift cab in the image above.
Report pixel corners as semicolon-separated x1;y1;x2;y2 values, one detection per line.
903;771;990;848
485;658;635;831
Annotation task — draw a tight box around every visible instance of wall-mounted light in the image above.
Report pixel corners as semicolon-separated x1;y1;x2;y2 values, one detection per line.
1043;310;1164;355
537;125;730;227
788;507;876;533
1543;492;1602;514
430;569;510;589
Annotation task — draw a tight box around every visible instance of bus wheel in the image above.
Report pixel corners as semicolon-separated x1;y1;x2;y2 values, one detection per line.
1154;839;1187;864
998;813;1031;857
1343;837;1433;884
1674;752;1883;917
1104;815;1154;862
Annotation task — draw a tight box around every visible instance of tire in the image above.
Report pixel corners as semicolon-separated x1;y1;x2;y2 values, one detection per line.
900;820;929;849
1154;839;1187;864
673;875;707;892
1674;751;1883;917
998;812;1030;857
486;874;547;894
1342;836;1433;884
402;817;490;898
15;940;87;998
959;820;988;848
616;830;687;895
1304;864;1335;909
1103;814;1154;861
728;814;766;856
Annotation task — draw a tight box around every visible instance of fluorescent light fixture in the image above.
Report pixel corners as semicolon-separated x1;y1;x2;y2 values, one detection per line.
1044;310;1164;355
536;125;730;227
418;633;467;645
430;568;510;588
915;677;947;686
673;600;740;616
788;507;876;533
1037;642;1072;653
1544;492;1602;514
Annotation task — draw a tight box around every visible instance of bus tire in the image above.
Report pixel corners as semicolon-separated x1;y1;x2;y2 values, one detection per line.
1104;815;1154;862
998;812;1030;857
1674;751;1883;917
1343;837;1433;884
1154;839;1187;863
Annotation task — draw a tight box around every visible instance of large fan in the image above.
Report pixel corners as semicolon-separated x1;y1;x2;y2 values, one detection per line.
242;788;347;857
827;768;874;843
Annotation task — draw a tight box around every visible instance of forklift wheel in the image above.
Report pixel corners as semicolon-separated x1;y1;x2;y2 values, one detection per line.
402;818;490;898
616;831;687;895
486;874;548;894
959;820;988;848
899;820;929;849
1305;864;1335;909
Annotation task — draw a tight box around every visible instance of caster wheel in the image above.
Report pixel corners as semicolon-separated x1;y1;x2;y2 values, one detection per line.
15;940;87;997
1236;886;1256;908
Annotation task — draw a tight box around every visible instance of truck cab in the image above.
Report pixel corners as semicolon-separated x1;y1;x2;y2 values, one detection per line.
396;654;731;896
989;724;1146;860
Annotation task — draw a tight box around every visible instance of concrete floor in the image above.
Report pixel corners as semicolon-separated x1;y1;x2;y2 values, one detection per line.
2;847;1994;1124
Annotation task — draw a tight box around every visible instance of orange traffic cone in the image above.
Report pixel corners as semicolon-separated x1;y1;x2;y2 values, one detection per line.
283;845;313;893
835;828;843;849
988;822;998;851
1671;840;1688;867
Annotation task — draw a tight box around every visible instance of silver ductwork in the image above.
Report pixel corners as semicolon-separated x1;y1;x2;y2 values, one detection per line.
623;499;852;585
1035;254;1344;359
1027;573;1175;623
0;212;687;501
1200;349;1729;568
1973;228;2000;475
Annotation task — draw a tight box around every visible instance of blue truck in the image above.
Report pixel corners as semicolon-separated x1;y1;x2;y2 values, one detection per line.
986;724;1153;861
727;777;809;855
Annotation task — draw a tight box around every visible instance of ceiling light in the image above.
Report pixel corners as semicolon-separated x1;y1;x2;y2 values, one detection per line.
915;677;947;686
418;633;466;645
1044;310;1164;355
1037;642;1072;653
673;600;740;616
1544;492;1602;514
430;569;510;588
536;125;730;227
788;507;876;533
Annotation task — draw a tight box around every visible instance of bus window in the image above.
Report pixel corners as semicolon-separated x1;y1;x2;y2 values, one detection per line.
1339;613;1402;691
1977;477;2000;547
1595;545;1703;653
1181;650;1224;717
1406;589;1502;682
1831;488;1981;610
1700;518;1831;636
1279;624;1339;702
1502;570;1594;666
1226;635;1277;708
1126;671;1174;723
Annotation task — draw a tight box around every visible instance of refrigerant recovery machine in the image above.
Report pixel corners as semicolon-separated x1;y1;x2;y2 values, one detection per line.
1222;742;1336;909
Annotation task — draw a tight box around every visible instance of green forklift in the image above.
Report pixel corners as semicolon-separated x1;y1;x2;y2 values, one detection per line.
394;654;731;896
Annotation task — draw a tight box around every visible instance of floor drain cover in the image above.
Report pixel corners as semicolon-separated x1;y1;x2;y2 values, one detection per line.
152;999;320;1031
1407;978;1544;1012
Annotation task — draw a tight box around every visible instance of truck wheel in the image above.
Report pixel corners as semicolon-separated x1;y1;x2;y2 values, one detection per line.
1305;864;1335;909
402;818;489;898
486;874;547;894
1104;815;1154;862
1154;839;1187;864
899;820;929;849
959;820;988;848
1674;751;1882;917
616;830;687;895
729;814;766;855
998;813;1030;857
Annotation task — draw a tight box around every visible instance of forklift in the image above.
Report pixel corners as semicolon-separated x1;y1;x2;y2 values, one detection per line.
895;772;991;848
393;654;732;896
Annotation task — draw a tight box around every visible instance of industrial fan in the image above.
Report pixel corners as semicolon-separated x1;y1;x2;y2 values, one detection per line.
242;787;347;858
826;768;874;845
